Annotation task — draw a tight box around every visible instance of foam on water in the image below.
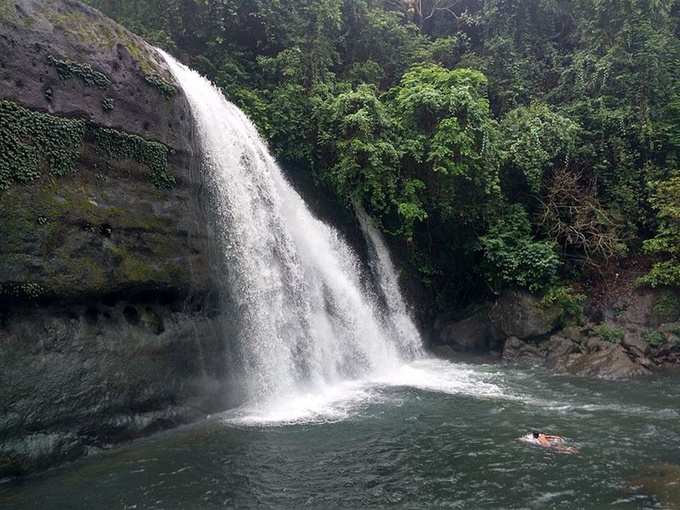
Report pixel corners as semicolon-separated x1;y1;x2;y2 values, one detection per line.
222;358;515;426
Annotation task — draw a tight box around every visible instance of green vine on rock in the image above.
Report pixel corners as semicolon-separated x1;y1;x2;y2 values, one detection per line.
102;97;114;112
0;282;45;300
94;127;176;189
144;73;177;98
47;55;112;89
0;100;175;192
0;100;85;191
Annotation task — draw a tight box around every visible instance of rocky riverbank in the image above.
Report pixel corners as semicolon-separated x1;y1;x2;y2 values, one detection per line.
432;287;680;379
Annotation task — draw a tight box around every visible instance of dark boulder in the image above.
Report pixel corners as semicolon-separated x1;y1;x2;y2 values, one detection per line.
490;291;561;339
501;329;653;379
435;307;503;353
562;342;652;379
501;336;544;364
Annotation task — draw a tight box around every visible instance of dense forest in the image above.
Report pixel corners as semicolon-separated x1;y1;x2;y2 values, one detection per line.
85;0;680;312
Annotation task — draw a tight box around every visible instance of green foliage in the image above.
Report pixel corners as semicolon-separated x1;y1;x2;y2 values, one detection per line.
102;97;114;112
94;128;175;189
652;291;680;322
0;282;45;300
541;285;586;326
500;103;580;193
643;329;666;348
391;65;501;223
0;100;85;191
0;100;175;192
82;0;680;309
144;73;177;98
317;84;402;213
640;176;680;287
47;55;111;89
480;204;560;293
593;324;625;344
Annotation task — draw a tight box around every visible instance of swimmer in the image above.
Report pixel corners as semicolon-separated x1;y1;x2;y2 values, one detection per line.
532;431;565;446
521;431;580;454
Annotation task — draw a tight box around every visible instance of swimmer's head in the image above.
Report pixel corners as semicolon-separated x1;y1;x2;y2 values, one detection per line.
532;431;540;439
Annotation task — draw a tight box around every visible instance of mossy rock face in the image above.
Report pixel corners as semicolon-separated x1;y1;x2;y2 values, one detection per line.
0;0;228;478
0;1;211;303
0;141;205;300
1;0;188;150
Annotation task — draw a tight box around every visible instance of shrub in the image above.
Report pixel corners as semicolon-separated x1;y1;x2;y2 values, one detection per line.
480;204;560;293
640;175;680;287
643;330;666;347
593;324;625;343
651;291;680;322
541;285;586;326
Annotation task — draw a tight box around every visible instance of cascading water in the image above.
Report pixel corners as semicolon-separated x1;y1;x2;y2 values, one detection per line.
159;51;424;416
355;204;423;361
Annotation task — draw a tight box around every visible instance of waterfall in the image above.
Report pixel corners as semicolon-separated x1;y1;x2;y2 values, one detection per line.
160;51;422;410
355;204;423;360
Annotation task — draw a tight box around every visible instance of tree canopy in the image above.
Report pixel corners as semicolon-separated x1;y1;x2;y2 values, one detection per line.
86;0;680;309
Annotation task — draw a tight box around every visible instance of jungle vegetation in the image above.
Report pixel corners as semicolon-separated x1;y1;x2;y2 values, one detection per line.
85;0;680;310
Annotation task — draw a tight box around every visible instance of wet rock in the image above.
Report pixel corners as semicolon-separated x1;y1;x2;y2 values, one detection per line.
430;345;457;360
490;291;560;339
654;340;680;367
501;329;653;379
435;308;503;352
0;433;85;476
621;329;650;356
562;343;652;379
0;302;230;476
501;337;544;364
606;289;680;328
0;0;229;476
543;335;582;371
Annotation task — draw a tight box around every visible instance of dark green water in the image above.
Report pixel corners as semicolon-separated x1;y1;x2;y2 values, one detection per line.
2;359;679;509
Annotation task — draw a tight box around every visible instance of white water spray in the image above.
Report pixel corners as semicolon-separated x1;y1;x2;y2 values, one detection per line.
160;52;424;412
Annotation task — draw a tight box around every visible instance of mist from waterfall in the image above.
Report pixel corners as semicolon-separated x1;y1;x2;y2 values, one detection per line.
160;51;424;416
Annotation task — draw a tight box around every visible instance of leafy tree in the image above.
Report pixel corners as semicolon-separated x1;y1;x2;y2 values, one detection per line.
640;175;680;287
480;204;560;293
84;0;680;311
391;64;501;223
499;103;580;194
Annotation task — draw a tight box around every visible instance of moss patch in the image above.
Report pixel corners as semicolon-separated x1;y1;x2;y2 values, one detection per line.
0;100;175;191
0;100;86;192
94;128;175;189
102;97;114;112
593;324;625;343
0;0;33;27
47;55;111;89
144;74;177;98
0;282;45;300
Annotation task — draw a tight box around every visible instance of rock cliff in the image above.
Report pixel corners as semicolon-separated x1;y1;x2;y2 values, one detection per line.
0;0;229;476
